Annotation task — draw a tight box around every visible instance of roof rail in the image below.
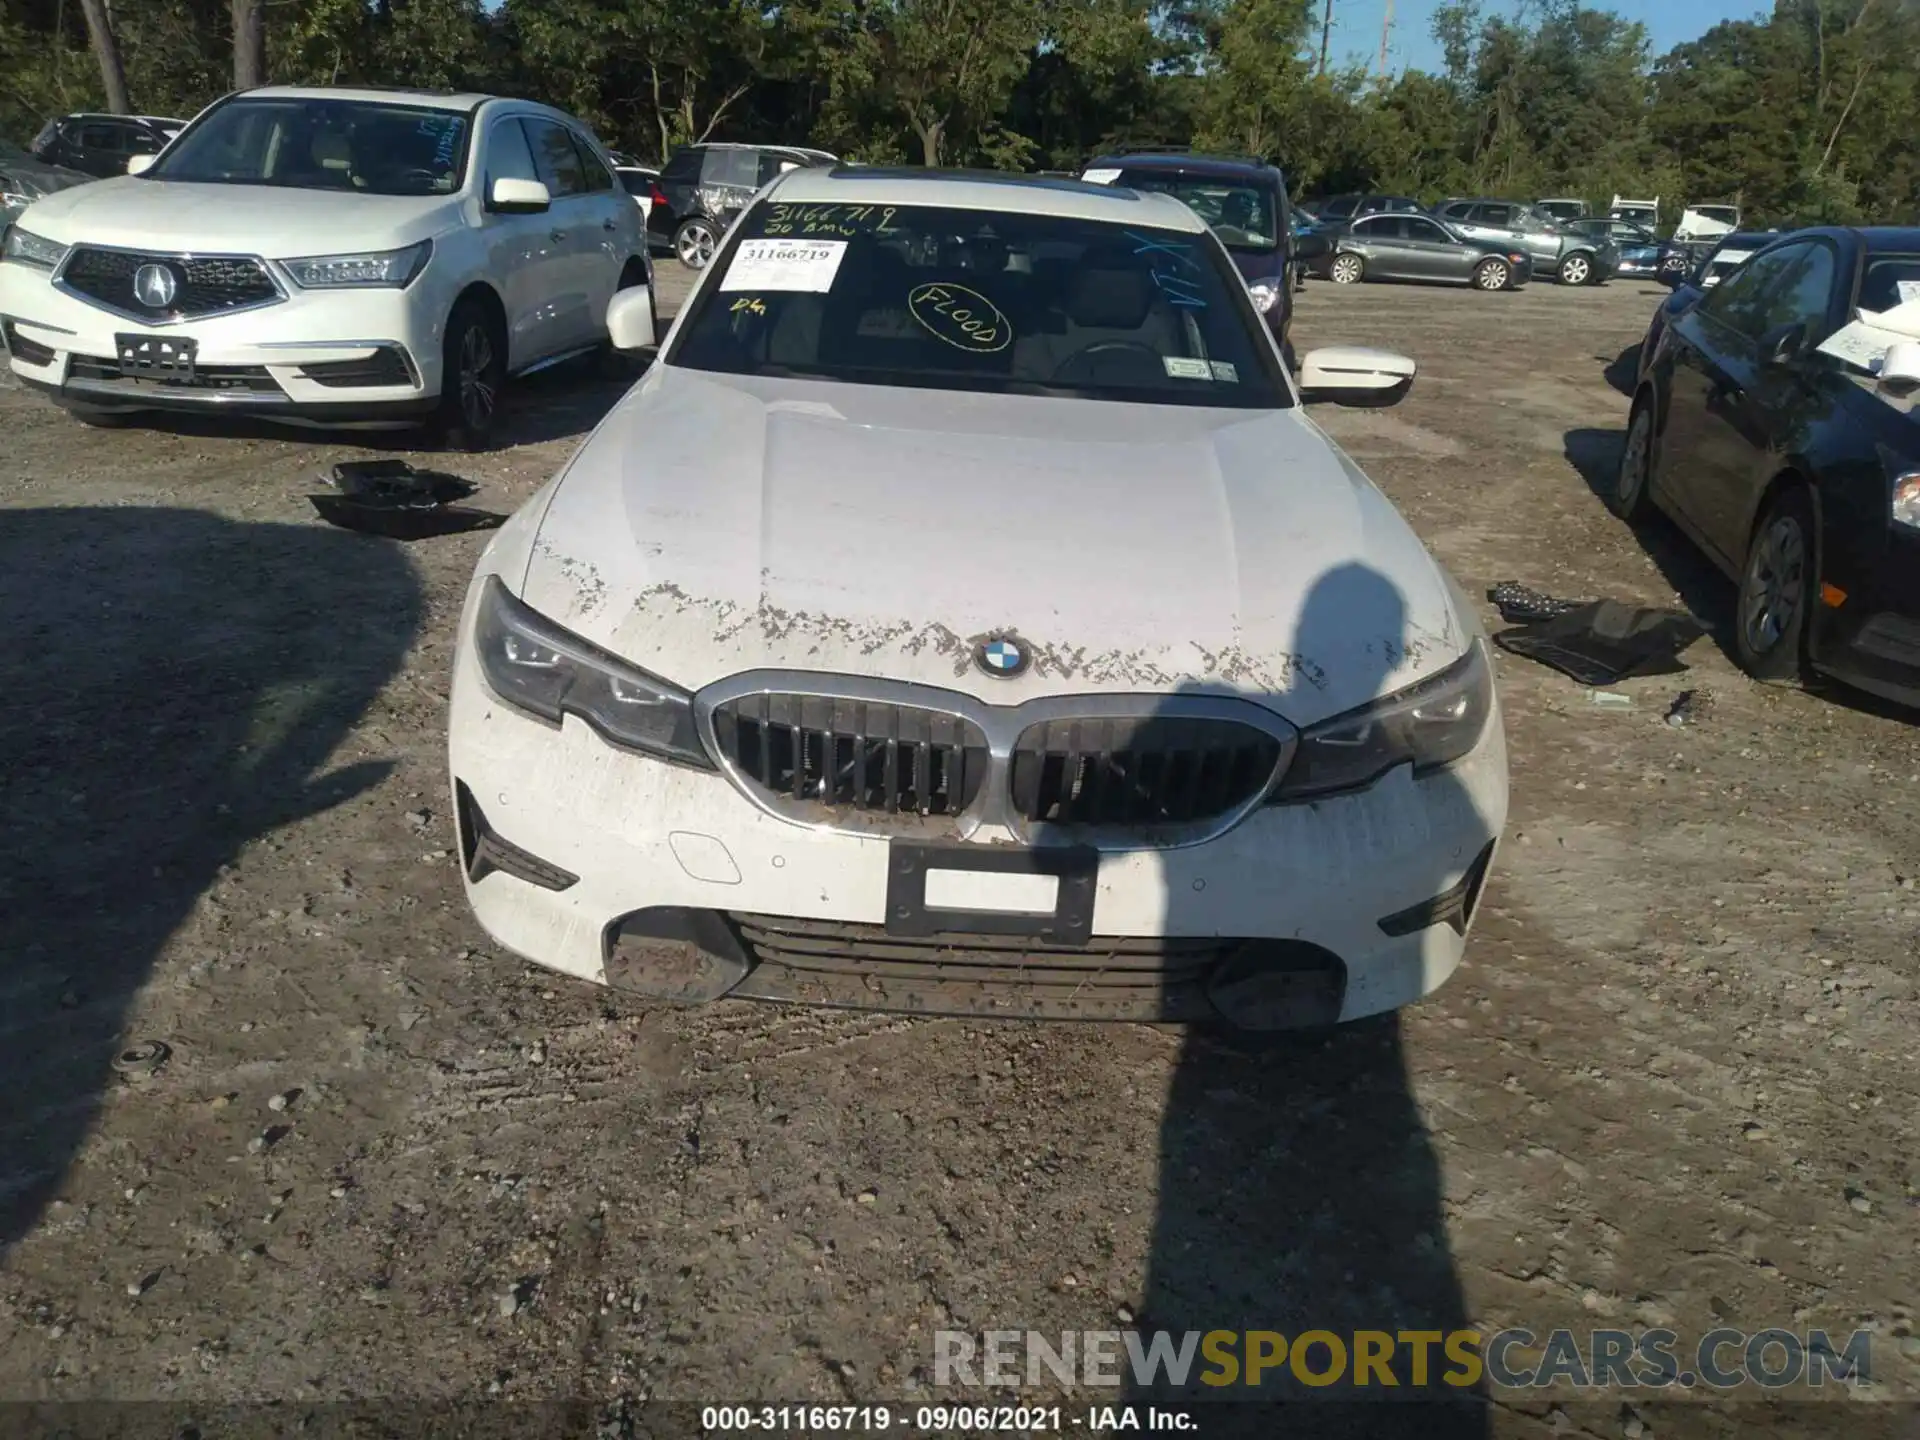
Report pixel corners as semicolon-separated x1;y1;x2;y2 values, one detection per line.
1110;144;1268;168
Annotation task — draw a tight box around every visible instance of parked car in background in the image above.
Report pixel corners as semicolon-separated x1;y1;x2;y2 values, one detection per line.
1310;212;1530;290
0;140;93;247
1432;197;1615;284
649;142;838;269
449;165;1506;1029
1310;193;1427;223
1610;194;1659;228
1;86;652;446
30;113;185;177
1536;197;1589;224
615;163;660;228
1567;217;1663;277
1673;203;1740;243
1618;226;1920;706
1079;149;1297;355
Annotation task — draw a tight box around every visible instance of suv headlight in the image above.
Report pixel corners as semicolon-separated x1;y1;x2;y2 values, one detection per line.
1247;279;1281;313
282;239;432;289
473;575;712;768
1271;641;1493;800
2;225;65;270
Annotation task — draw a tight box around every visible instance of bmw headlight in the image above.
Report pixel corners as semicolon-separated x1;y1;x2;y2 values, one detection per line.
473;575;712;768
1247;279;1281;313
282;239;432;289
2;225;65;270
1271;641;1493;800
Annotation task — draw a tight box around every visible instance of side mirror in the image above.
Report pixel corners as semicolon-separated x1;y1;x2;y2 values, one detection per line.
1760;321;1807;368
489;177;551;214
1298;345;1416;406
125;154;155;177
1880;341;1920;399
607;286;656;352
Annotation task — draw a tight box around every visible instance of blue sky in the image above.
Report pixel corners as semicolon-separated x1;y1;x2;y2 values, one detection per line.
1328;0;1768;74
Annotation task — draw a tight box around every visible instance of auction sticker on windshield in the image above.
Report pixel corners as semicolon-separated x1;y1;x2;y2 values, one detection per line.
720;239;848;293
1081;168;1122;185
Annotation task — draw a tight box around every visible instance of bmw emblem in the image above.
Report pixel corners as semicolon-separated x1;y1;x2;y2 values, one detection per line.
974;634;1031;679
133;263;179;310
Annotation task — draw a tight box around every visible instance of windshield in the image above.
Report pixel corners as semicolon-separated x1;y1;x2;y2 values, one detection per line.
668;200;1290;409
1110;171;1279;252
1694;206;1739;223
148;98;471;196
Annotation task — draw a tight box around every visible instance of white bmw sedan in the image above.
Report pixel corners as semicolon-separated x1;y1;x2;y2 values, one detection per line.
447;168;1508;1030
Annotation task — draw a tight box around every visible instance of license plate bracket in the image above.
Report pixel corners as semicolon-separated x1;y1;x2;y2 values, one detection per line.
885;841;1098;945
115;332;197;383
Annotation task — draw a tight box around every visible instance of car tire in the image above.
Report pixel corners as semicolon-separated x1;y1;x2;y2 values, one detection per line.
1329;253;1364;285
1609;398;1657;524
675;217;718;270
434;295;507;452
1473;258;1511;291
1557;252;1593;285
1733;486;1815;683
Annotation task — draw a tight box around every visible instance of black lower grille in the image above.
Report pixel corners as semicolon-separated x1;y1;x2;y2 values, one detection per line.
68;355;281;393
300;347;414;388
2;319;56;365
61;247;279;320
712;694;988;817
1010;716;1282;826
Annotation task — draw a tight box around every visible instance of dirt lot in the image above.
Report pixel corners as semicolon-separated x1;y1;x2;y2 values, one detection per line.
4;266;1919;1435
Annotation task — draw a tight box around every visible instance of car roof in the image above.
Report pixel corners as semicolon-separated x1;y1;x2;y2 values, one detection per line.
234;84;495;112
1857;227;1920;252
770;167;1207;231
1089;152;1275;180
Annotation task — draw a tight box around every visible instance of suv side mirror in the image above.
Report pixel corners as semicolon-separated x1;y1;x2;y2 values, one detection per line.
125;153;155;176
607;286;656;352
489;177;551;214
1299;345;1416;406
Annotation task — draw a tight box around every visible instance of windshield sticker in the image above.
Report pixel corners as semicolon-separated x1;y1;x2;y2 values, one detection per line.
1209;360;1238;382
720;239;848;293
763;203;898;239
1163;356;1213;380
1081;168;1122;185
907;283;1011;352
1125;231;1208;308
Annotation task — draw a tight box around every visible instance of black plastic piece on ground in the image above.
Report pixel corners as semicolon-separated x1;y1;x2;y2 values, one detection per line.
1493;600;1705;685
1488;579;1591;624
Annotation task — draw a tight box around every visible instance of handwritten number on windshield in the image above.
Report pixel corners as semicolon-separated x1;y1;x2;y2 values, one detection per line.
765;204;898;239
1125;231;1209;308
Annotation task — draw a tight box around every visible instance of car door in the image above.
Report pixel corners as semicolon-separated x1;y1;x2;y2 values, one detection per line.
1346;215;1414;279
1657;242;1811;559
523;116;601;352
565;127;631;335
1401;214;1475;282
478;116;570;367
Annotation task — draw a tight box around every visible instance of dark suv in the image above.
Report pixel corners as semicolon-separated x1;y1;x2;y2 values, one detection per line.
649;142;839;268
30;113;184;177
1080;150;1298;358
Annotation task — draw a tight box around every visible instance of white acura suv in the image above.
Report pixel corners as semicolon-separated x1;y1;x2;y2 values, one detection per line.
0;86;650;444
448;168;1508;1029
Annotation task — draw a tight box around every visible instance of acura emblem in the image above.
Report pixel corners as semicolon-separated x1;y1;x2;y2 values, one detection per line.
133;263;179;310
974;634;1030;678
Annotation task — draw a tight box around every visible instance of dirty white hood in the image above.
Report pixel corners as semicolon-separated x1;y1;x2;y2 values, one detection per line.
16;177;451;254
518;365;1468;728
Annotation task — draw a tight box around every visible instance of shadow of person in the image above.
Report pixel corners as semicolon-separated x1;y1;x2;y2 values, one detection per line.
1130;561;1494;1438
0;507;421;1253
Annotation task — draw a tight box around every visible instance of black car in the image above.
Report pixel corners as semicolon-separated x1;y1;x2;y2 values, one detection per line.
1617;226;1920;706
649;142;839;268
1080;150;1296;355
1307;212;1531;290
30;113;184;177
1636;230;1786;384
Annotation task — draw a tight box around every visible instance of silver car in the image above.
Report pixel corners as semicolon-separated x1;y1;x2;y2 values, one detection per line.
1434;198;1616;285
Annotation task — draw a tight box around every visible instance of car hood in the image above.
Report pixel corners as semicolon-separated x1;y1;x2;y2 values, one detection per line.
516;367;1469;729
14;177;454;253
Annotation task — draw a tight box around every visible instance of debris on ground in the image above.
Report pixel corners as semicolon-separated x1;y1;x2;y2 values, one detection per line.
110;1040;172;1081
309;460;505;540
1489;580;1593;624
1666;688;1714;726
1585;689;1634;709
1492;599;1706;685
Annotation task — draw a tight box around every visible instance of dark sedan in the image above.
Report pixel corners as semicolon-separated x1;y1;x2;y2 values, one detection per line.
1636;231;1787;385
1305;212;1531;290
1616;226;1920;707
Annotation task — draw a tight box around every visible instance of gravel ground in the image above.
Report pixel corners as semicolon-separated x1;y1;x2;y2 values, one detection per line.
3;264;1918;1436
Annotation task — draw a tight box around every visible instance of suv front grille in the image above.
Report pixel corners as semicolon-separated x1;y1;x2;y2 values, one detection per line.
1010;717;1284;827
60;247;280;321
711;694;989;817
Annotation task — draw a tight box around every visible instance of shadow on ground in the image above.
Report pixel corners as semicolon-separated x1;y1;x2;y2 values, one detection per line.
1131;562;1492;1437
0;508;421;1252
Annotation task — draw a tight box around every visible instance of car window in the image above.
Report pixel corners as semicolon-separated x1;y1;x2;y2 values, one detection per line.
79;123;123;151
1761;243;1838;333
485;119;540;189
757;152;793;186
661;148;702;183
1316;196;1356;219
1859;255;1920;314
1698;243;1809;338
1351;215;1402;239
571;132;613;192
1438;203;1469;220
1474;204;1513;225
1403;216;1449;243
526;119;587;197
704;148;759;188
669;200;1290;410
1111;171;1279;253
618;169;653;197
150;96;470;196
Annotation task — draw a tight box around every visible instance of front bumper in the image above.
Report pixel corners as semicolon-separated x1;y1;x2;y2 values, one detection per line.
0;259;442;418
446;626;1510;1029
1812;526;1920;709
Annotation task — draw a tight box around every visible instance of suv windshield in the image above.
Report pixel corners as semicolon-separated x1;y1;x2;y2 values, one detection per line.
670;200;1290;409
1110;170;1278;252
148;98;470;196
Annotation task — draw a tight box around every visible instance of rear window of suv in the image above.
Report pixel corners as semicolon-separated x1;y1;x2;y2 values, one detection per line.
1110;170;1279;252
